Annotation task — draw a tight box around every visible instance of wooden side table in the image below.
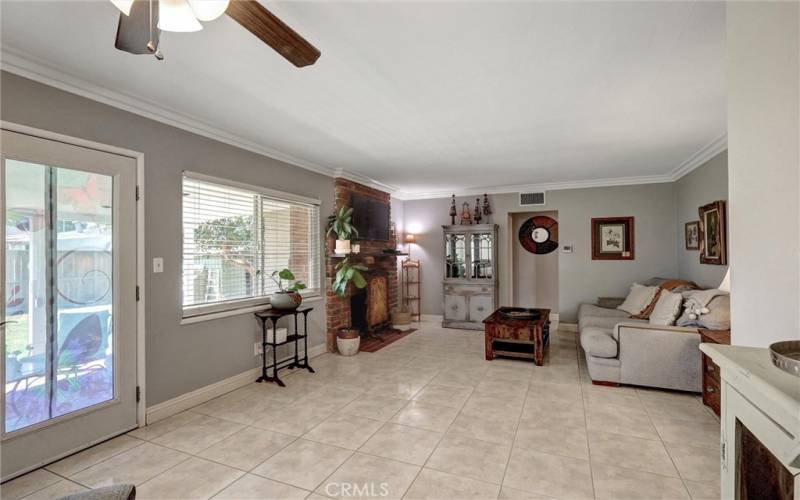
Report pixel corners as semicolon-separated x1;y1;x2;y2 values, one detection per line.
700;328;730;416
483;307;550;366
254;307;315;387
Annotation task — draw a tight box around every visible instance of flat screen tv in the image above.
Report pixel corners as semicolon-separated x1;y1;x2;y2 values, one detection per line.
351;194;390;241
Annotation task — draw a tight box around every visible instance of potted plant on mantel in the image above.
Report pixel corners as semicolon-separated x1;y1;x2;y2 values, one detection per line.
332;257;368;356
327;206;359;255
269;268;307;310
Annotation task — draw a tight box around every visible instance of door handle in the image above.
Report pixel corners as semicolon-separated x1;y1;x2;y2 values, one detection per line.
0;320;16;327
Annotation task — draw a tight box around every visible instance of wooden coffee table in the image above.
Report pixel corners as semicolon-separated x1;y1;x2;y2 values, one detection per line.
483;307;550;365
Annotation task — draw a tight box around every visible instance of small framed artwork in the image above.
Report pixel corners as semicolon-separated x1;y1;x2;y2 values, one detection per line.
591;217;635;260
699;200;727;265
685;221;700;250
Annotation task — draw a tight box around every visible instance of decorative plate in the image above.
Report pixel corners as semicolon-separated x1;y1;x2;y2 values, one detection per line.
519;216;558;254
499;307;542;320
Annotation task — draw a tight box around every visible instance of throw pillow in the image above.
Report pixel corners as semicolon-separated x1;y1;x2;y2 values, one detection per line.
658;279;700;293
676;294;731;330
698;295;731;330
649;290;683;326
630;288;662;319
617;283;659;316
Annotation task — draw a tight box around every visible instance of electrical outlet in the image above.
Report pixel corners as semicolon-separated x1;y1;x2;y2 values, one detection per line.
254;342;263;356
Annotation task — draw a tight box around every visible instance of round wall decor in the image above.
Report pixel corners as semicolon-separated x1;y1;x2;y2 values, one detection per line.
519;216;559;254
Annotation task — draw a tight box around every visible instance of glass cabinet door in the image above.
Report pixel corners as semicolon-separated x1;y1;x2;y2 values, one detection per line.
470;232;494;279
444;233;466;279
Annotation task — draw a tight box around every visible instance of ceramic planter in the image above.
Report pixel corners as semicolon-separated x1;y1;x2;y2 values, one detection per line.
271;291;302;310
336;328;360;356
334;239;352;254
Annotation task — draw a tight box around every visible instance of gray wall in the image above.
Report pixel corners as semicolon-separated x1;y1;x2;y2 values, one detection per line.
727;2;799;346
404;183;678;322
510;211;559;312
1;71;335;406
675;151;728;288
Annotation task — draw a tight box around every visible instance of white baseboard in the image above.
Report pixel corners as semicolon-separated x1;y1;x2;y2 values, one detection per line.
146;343;328;424
548;313;560;331
560;322;578;332
420;314;443;322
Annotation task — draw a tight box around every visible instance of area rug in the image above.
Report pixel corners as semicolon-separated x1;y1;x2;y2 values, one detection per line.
359;328;417;353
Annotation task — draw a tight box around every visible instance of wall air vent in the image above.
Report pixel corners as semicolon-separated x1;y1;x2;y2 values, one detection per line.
519;192;546;207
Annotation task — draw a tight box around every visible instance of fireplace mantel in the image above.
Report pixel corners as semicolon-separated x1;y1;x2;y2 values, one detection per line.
700;343;800;499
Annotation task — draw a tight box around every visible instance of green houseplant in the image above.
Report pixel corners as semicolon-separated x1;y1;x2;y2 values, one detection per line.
328;206;359;254
333;258;368;355
269;268;307;310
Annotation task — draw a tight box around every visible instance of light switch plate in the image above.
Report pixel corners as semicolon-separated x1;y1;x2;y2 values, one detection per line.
152;257;164;273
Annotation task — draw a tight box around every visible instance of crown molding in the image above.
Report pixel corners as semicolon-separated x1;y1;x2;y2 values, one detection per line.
2;46;404;196
333;168;398;194
2;46;726;202
668;132;728;181
0;46;341;179
392;174;674;200
392;136;728;200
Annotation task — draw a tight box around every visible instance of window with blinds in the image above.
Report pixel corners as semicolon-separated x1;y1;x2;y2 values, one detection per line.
182;174;321;317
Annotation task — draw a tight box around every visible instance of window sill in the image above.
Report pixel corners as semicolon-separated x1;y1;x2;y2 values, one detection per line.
180;295;323;325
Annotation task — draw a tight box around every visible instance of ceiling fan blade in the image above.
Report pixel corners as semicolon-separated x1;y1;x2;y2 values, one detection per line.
226;1;320;67
115;0;160;55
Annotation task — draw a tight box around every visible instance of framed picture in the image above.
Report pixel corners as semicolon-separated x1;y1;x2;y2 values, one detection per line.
685;221;700;250
591;217;634;260
699;200;727;265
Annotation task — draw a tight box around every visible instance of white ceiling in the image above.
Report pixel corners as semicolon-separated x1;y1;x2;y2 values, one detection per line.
1;1;726;199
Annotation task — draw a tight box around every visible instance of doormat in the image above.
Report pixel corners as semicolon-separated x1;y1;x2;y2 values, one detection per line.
359;328;417;353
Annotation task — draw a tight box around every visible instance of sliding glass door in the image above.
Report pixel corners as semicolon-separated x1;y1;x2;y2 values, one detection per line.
1;128;137;481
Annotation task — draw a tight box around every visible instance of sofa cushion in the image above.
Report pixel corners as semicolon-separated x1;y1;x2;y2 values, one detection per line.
579;303;630;319
597;297;626;309
617;283;659;316
578;303;630;332
581;314;646;331
580;327;618;358
649;290;683;326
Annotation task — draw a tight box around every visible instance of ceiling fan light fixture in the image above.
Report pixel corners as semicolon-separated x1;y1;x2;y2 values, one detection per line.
109;0;134;16
158;0;203;32
187;0;230;22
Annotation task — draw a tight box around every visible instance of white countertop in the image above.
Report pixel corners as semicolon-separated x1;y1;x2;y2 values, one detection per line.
700;343;800;434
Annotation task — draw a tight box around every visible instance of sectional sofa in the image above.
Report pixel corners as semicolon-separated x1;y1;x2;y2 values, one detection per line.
578;281;703;393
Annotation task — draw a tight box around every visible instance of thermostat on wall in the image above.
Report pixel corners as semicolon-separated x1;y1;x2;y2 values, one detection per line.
562;245;574;253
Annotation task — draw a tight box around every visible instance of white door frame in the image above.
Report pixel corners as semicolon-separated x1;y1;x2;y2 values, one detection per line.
1;120;147;428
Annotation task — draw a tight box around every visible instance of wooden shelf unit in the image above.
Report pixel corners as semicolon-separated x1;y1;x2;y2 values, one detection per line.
402;259;421;322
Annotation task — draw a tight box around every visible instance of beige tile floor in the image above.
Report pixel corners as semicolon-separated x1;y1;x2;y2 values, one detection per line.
2;323;721;500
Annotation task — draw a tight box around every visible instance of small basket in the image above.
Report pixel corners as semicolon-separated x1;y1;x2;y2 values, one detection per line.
266;327;288;344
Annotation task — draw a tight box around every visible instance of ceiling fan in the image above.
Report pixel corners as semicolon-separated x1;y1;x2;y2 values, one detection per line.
111;0;320;67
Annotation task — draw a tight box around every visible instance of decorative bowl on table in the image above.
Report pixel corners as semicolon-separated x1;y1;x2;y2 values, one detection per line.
769;340;800;377
499;307;542;320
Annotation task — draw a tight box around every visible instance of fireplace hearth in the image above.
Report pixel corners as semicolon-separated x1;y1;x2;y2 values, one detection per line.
350;290;367;333
326;178;398;352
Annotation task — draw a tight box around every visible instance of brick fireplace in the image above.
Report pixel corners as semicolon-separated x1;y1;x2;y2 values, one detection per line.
325;178;398;352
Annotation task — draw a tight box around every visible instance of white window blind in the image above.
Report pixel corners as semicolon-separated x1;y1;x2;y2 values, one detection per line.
182;174;321;316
